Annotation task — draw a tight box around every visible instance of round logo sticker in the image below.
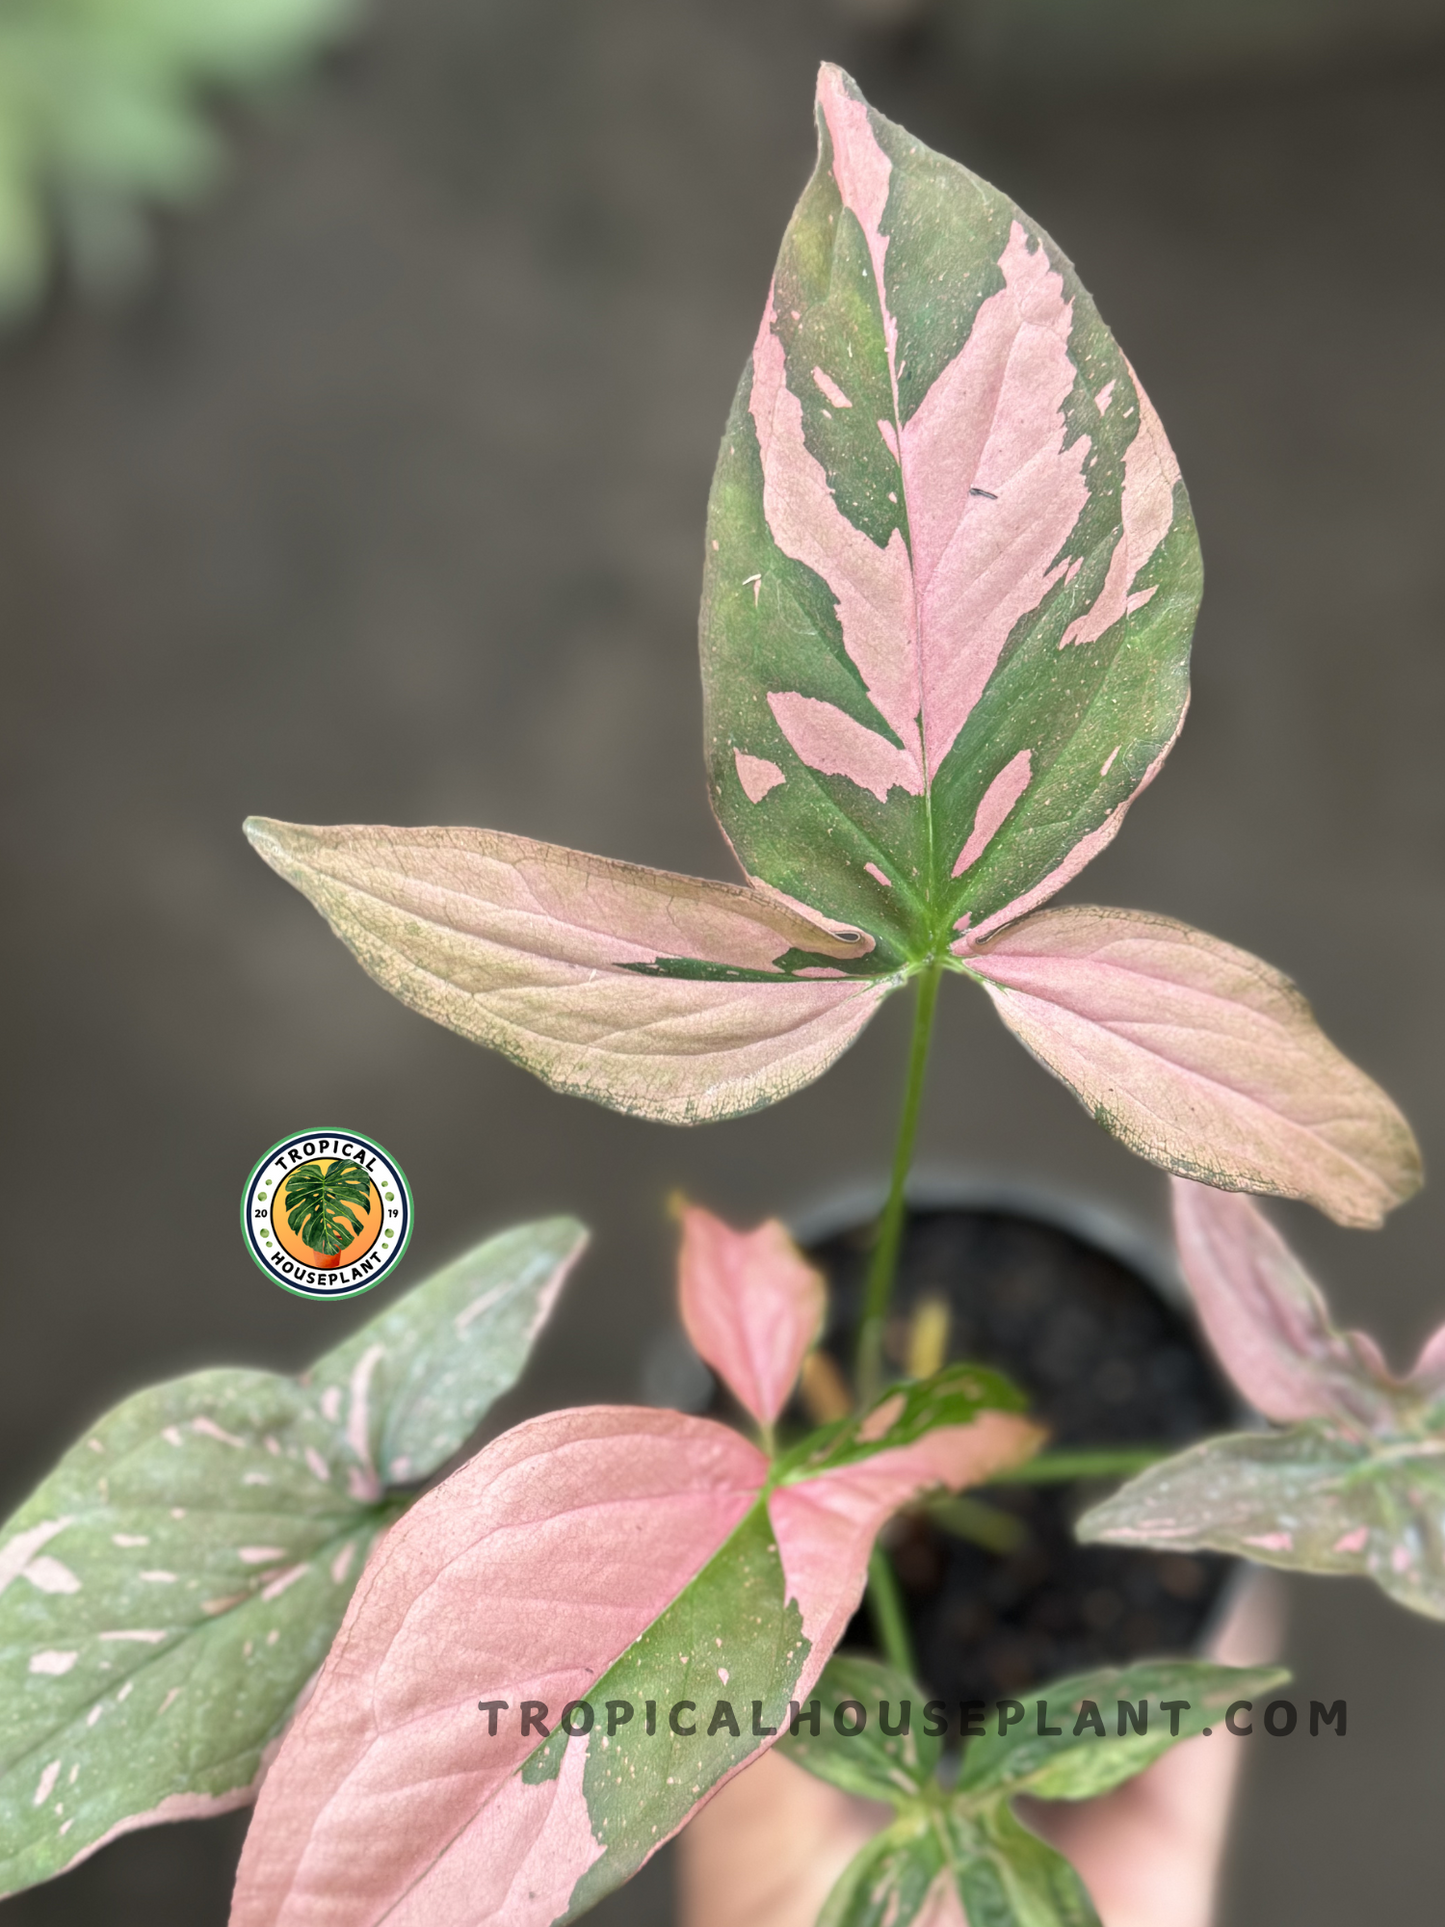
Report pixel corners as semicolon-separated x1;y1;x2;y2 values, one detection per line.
241;1130;412;1299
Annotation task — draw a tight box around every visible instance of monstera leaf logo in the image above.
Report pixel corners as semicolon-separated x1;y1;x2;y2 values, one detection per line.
283;1159;374;1265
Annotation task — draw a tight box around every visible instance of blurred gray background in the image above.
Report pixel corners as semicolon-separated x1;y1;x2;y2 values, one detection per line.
2;0;1443;1918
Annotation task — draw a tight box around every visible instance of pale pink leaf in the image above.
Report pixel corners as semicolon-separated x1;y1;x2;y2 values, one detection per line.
229;1408;769;1927
965;906;1422;1228
678;1206;826;1427
1408;1323;1445;1401
1170;1179;1393;1429
246;819;899;1125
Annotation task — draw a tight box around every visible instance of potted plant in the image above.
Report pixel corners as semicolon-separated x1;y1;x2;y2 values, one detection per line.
0;63;1429;1927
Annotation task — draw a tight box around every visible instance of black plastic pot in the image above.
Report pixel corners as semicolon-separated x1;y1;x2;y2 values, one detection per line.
796;1187;1240;1708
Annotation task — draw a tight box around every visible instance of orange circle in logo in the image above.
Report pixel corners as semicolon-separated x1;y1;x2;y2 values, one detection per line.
269;1159;385;1270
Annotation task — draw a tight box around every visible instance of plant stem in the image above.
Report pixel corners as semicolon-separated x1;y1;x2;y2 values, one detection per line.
866;1545;917;1679
988;1447;1168;1483
856;961;943;1404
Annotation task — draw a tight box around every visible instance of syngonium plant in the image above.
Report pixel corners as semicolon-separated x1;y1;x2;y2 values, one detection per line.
4;61;1429;1927
222;1205;1286;1927
247;66;1418;1394
213;64;1423;1927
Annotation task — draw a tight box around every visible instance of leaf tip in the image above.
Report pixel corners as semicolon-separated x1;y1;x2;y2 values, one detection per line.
243;815;297;873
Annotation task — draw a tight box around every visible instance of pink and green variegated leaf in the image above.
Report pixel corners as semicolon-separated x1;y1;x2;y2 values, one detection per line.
1171;1180;1394;1430
678;1205;825;1427
229;1395;1040;1927
701;65;1198;965
1078;1424;1445;1621
962;907;1421;1228
246;819;902;1125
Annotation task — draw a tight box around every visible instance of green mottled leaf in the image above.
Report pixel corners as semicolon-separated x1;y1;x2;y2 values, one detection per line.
0;1371;392;1898
948;1804;1099;1927
817;1813;944;1927
813;1777;1101;1927
778;1653;942;1803
1079;1423;1445;1620
0;1217;579;1896
307;1215;588;1487
955;1659;1288;1804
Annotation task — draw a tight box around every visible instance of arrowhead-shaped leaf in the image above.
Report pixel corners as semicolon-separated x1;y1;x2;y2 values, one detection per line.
953;1659;1287;1804
1169;1179;1395;1427
0;1218;580;1896
963;907;1421;1227
246;818;897;1125
678;1205;825;1427
777;1654;942;1803
702;64;1197;961
1078;1425;1445;1620
229;1395;1040;1925
242;64;1200;1119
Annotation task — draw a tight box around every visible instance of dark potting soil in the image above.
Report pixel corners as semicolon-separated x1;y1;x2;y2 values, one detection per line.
803;1204;1238;1714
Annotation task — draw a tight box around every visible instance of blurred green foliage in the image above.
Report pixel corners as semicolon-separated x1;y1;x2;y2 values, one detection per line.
0;0;359;318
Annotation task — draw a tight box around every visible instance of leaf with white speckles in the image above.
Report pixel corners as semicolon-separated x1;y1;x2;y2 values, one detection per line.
1078;1424;1445;1620
811;1816;951;1927
307;1215;588;1487
792;1658;1284;1927
953;1658;1287;1803
1080;1187;1445;1619
0;1371;386;1898
0;1218;580;1897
